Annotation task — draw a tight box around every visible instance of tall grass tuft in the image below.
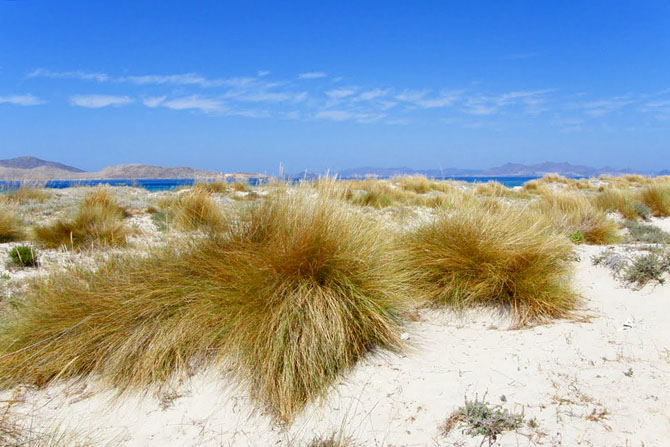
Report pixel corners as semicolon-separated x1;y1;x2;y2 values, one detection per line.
3;185;51;204
592;187;641;220
171;188;225;230
0;184;408;422
32;187;130;250
639;183;670;217
535;191;621;244
403;206;578;325
0;205;25;242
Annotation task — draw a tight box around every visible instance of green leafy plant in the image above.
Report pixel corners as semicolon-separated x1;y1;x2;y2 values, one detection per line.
623;252;670;288
8;246;38;268
569;231;585;244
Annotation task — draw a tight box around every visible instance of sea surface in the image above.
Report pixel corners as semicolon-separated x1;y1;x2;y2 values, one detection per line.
0;176;541;192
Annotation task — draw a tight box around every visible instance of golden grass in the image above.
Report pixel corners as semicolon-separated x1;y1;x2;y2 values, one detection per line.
639;182;670;217
170;188;225;230
393;175;433;194
343;179;412;208
591;187;642;220
2;185;51;204
32;187;131;250
534;191;620;244
403;206;578;325
193;180;229;194
0;205;25;242
0;183;409;422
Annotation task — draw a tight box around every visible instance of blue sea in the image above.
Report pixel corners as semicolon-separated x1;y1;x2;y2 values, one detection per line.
0;176;541;192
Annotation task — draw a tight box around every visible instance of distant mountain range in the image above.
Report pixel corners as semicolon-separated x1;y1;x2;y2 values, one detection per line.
335;162;647;178
0;156;665;181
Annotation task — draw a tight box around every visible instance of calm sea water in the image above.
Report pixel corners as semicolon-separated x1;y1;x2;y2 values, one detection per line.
0;176;540;192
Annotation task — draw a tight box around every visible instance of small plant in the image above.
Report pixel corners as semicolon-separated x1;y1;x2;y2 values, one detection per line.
308;433;355;447
622;220;670;244
622;252;670;288
633;202;651;220
8;246;38;268
624;367;634;377
440;394;524;446
569;231;585;244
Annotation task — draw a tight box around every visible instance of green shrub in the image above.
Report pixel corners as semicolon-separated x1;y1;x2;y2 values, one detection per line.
8;246;38;267
623;253;670;288
569;231;586;244
622;220;670;244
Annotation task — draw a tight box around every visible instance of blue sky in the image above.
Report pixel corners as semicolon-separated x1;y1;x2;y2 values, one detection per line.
1;1;669;174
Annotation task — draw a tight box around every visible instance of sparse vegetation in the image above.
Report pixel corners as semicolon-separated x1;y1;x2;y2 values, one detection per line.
622;220;670;244
404;205;579;325
2;185;51;204
8;246;38;267
0;183;409;422
169;188;225;230
440;394;524;446
623;252;670;288
32;187;131;250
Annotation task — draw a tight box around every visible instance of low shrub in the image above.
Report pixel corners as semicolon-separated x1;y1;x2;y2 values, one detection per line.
440;394;524;446
622;220;670;244
8;246;38;268
404;206;578;325
623;252;670;289
0;185;409;422
3;185;51;204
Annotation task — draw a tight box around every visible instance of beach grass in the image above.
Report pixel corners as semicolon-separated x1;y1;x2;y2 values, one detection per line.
32;187;131;250
0;182;409;422
0;205;25;242
639;182;670;217
403;205;579;325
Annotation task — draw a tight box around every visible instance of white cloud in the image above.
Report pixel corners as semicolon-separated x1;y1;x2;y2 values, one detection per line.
396;89;459;109
27;68;110;82
464;89;552;115
326;88;356;99
70;94;133;108
142;96;166;107
355;88;390;101
257;70;271;77
0;94;44;106
298;71;327;79
239;91;307;103
582;97;633;117
315;110;384;123
161;96;224;112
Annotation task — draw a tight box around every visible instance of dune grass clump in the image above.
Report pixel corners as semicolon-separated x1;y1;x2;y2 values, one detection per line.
2;185;51;204
0;205;25;242
344;179;412;208
163;188;225;231
404;206;578;325
193;180;229;194
393;175;433;194
32;187;130;250
592;187;642;220
639;183;670;217
535;191;620;245
0;185;408;422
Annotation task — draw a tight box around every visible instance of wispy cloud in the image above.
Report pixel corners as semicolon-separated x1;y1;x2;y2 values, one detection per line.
142;96;167;107
0;94;44;106
28;68;110;82
298;71;327;79
581;97;633;117
464;89;552;115
161;96;224;113
326;88;356;99
70;94;133;108
315;110;384;123
396;89;460;109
